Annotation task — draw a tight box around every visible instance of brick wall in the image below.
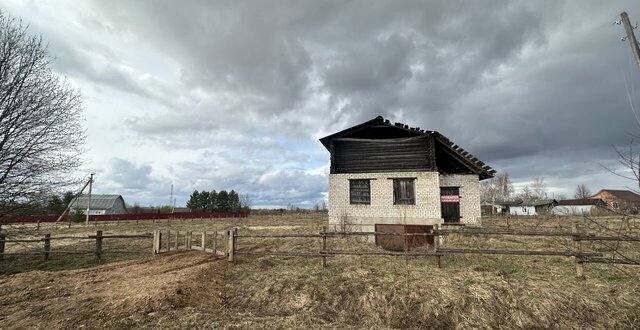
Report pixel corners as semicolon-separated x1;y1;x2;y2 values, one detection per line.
328;172;482;230
439;174;481;224
328;171;442;231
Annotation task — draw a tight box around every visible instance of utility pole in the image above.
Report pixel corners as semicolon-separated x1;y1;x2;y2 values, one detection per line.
85;173;94;225
621;12;640;73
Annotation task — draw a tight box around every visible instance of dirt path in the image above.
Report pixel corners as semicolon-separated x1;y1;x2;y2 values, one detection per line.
0;252;227;329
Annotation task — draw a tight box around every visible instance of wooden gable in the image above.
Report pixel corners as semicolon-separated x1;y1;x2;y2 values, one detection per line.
320;116;495;179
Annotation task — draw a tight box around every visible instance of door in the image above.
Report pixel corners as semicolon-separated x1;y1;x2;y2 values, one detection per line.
440;187;460;223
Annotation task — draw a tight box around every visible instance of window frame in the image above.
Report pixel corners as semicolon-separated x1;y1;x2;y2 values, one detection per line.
349;179;371;205
392;178;416;205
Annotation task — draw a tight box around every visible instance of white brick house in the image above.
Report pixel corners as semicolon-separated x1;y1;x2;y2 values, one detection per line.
320;116;494;231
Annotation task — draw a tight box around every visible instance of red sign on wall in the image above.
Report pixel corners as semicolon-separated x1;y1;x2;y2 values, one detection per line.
440;195;460;203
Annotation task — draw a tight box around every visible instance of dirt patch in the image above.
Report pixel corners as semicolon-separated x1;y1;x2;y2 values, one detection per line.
0;252;226;329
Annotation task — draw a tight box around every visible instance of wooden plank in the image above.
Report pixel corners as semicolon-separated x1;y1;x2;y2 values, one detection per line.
152;230;160;255
213;231;217;255
228;229;235;262
322;226;327;267
201;232;206;251
166;230;171;252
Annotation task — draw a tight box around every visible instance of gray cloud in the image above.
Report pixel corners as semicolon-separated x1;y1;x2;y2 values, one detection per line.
4;0;640;206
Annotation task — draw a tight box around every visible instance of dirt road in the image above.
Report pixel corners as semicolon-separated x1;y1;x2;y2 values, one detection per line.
0;252;226;329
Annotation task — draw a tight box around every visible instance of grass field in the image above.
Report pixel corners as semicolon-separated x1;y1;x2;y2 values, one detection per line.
1;213;640;329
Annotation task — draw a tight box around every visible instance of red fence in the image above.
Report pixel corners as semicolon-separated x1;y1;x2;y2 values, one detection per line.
1;211;249;224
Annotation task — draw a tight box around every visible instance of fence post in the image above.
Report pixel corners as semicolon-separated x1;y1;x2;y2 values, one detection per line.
174;231;179;250
201;232;206;251
433;227;441;268
37;220;40;231
186;231;192;250
43;234;51;261
572;223;585;279
95;230;103;261
0;232;5;260
322;226;327;267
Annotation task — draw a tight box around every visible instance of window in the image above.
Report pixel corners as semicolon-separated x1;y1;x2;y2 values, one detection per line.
393;178;415;205
612;202;619;209
350;179;371;204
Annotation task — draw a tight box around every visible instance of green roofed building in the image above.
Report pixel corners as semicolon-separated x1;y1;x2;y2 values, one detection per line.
69;194;128;215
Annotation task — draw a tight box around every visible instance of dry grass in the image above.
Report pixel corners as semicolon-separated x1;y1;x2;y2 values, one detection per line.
1;214;640;329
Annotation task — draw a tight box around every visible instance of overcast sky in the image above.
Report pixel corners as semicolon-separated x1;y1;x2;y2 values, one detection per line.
3;0;640;208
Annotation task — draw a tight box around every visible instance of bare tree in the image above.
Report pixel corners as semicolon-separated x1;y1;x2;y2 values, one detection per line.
480;171;514;203
530;177;547;199
238;193;252;211
574;184;592;199
0;12;84;216
518;177;547;200
606;138;640;192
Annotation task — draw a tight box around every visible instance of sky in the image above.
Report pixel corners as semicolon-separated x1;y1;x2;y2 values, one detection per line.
2;0;640;208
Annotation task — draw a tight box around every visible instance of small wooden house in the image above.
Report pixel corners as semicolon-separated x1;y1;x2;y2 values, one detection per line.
505;199;557;216
319;116;495;231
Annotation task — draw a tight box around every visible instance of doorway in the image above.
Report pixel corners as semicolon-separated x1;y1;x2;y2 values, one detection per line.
440;187;461;223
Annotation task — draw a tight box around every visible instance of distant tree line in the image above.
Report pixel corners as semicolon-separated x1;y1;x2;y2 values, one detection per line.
4;191;76;216
186;190;250;212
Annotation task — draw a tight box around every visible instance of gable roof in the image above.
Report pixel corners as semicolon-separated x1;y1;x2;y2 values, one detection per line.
500;199;557;207
70;194;125;210
319;116;496;179
592;189;640;202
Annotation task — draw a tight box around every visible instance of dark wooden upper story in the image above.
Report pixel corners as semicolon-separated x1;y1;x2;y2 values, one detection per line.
319;116;496;180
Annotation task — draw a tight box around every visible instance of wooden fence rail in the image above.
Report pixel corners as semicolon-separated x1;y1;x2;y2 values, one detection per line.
221;224;640;278
0;231;152;261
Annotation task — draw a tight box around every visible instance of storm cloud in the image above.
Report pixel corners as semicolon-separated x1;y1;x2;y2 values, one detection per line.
2;0;640;206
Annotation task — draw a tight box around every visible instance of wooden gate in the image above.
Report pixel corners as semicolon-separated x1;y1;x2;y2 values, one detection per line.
375;224;434;251
440;187;461;223
153;229;226;256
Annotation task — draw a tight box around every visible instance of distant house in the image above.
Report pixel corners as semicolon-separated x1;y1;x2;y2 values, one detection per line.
589;189;640;212
551;198;606;216
69;194;128;215
504;199;557;216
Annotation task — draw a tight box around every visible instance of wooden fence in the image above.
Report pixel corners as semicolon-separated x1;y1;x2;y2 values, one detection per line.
1;211;249;224
223;224;640;278
0;231;152;261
